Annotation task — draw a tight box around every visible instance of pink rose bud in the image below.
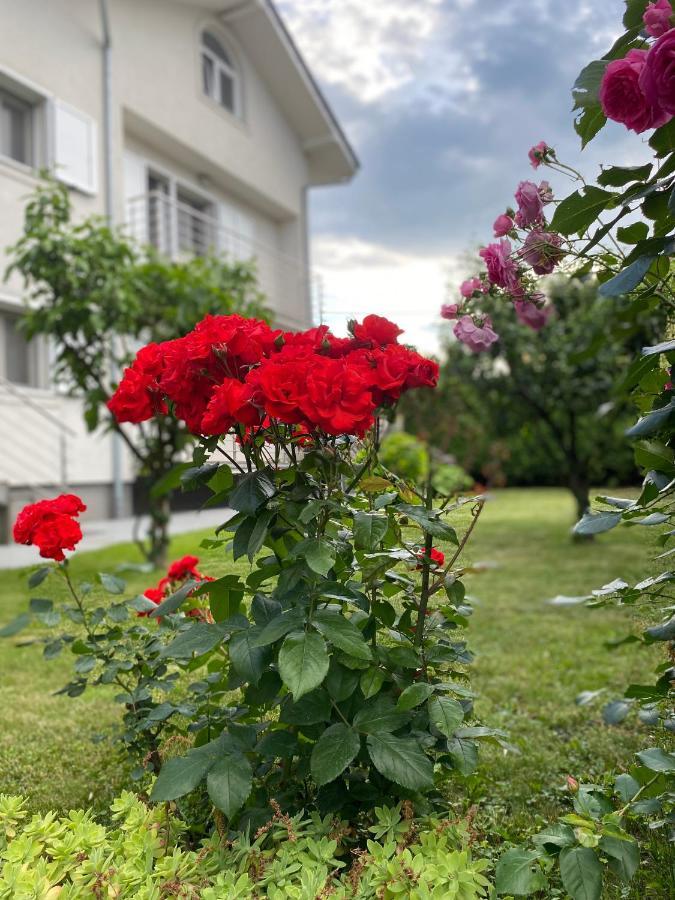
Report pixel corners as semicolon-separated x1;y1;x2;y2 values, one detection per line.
601;49;671;133
538;181;554;204
644;0;673;38
567;776;579;794
493;213;515;237
459;277;483;298
441;303;461;320
528;141;552;169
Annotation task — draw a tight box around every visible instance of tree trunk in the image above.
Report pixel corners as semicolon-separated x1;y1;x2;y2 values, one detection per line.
568;471;591;538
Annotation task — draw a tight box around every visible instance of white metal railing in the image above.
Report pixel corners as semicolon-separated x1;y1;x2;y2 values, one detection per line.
125;191;324;328
0;375;75;493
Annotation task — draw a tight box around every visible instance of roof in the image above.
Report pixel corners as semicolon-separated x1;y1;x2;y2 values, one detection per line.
178;0;359;185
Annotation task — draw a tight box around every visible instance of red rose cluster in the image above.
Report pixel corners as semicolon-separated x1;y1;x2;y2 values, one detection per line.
108;314;438;439
13;494;86;561
141;554;214;619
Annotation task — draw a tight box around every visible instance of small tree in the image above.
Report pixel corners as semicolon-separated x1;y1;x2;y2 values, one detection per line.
405;276;662;519
6;180;267;565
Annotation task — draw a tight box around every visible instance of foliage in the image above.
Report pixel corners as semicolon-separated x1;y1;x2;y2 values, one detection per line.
5;178;267;565
379;432;429;485
419;277;662;516
0;791;491;899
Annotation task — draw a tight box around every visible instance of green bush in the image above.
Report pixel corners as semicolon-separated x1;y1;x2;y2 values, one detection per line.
379;431;429;484
433;464;474;496
0;792;491;899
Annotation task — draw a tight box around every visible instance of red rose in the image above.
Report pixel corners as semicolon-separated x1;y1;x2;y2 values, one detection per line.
247;350;309;425
167;555;201;581
13;493;86;561
300;356;376;436
200;379;262;435
416;547;445;568
352;314;404;347
108;342;168;424
600;49;671;133
640;28;675;118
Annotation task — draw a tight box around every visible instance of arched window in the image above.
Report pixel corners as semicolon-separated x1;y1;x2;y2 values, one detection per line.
201;30;239;116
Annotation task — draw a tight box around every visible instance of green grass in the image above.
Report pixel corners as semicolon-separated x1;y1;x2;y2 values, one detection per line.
0;488;668;867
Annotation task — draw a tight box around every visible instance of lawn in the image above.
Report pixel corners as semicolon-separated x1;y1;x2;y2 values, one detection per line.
0;488;667;870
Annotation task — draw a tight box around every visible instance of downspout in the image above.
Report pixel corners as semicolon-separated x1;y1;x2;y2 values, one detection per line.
99;0;125;519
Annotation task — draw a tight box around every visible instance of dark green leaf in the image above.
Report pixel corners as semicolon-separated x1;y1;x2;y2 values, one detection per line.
572;60;608;109
251;608;306;647
559;847;602;900
228;470;275;515
160;622;229;660
354;695;411;734
207;464;234;495
257;730;299;759
598;256;654;297
278;630;329;700
326;660;360;701
314;610;371;661
251;594;282;626
149;740;222;802
298;540;335;576
353;512;389;551
360;668;385;700
29;597;52;614
574;511;621;536
634;440;675;473
150;579;199;617
428;696;464;737
649;118;675;157
98;572;126;595
207;753;252;818
311;723;361;786
28;567;50;589
616;222;649;244
0;613;31;638
150;463;193;499
636;747;675;772
200;574;244;622
397;683;435;711
626;400;675;438
495;848;546;896
574;105;607;149
280;688;331;725
366;733;433;790
447;737;479;775
229;627;270;685
551;187;614;236
247;510;274;561
597;164;652;187
599;836;639;883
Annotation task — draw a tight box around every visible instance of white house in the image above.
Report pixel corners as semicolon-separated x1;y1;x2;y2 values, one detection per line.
0;0;357;537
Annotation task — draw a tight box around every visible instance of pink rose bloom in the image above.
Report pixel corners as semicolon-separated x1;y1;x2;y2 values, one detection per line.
528;141;551;169
441;303;461;320
479;239;519;290
514;181;544;227
538;181;554;205
644;0;673;38
459;277;483;298
600;49;671;133
640;28;675;118
514;300;551;331
453;315;499;352
493;213;514;237
521;230;565;275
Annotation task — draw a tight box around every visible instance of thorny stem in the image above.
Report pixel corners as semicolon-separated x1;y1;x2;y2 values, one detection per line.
414;465;435;647
428;500;486;599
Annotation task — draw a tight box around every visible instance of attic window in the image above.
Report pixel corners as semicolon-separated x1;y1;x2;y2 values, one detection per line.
201;30;239;116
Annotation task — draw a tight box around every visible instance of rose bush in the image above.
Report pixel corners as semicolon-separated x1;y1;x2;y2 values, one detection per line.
2;313;502;837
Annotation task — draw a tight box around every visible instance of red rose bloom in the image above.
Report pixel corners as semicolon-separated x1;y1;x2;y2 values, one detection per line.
416;547;445;568
248;351;309;425
300;356;376;435
13;493;87;561
167;555;201;581
108;342;168;424
352;314;404;347
201;379;262;435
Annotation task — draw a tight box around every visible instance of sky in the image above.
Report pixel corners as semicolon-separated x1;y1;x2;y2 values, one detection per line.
276;0;653;352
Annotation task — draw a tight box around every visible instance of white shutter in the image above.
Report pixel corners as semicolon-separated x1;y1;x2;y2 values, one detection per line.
51;100;97;194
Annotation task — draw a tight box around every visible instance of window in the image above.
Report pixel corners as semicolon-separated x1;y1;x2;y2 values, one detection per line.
177;188;215;256
1;311;37;387
147;172;172;254
201;30;239;115
0;89;32;165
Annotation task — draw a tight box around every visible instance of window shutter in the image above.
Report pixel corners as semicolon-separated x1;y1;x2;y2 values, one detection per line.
51;100;98;194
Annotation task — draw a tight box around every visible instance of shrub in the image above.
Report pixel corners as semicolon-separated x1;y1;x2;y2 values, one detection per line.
379;432;429;484
0;792;491;899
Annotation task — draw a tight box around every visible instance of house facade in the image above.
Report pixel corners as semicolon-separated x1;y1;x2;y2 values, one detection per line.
0;0;357;536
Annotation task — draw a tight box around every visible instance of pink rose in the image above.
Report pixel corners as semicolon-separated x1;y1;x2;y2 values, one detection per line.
538;181;554;205
640;28;675;118
453;315;499;353
514;181;545;227
459;277;484;298
514;300;551;331
479;239;519;290
520;230;565;275
644;0;673;38
600;49;671;133
528;141;552;169
441;303;461;320
493;213;514;237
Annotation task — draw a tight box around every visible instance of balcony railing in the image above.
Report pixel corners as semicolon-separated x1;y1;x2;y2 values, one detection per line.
125;191;324;328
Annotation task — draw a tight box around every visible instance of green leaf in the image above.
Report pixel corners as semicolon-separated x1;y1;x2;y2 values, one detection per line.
533;823;576;851
299;540;335;576
366;733;433;790
634;439;675;473
602;700;631;725
98;572;126;594
229;627;271;685
326;660;360;701
626;400;675;438
313;610;371;661
559;847;602;900
247;510;274;561
228;470;275;515
150;579;199;618
251;608;306;647
397;504;458;543
207;464;235;495
353;512;389;551
280;688;331;725
251;594;282;626
597;164;652;187
0;613;31;638
257;730;298;759
28;566;50;588
207;753;252;818
447;737;479;775
428;696;464;737
649;117;675;157
598;255;654;297
360;668;385;699
160;622;230;660
200;574;244;621
574;105;607;149
624;0;650;28
551;187;614;236
149;740;221;802
599;836;639;883
180;463;218;491
150;462;193;499
636;747;675;772
278;631;330;700
311;723;361;786
617;222;649;244
572;60;608;109
495;848;546;896
573;511;621;536
29;597;53;614
397;683;435;711
354;695;411;734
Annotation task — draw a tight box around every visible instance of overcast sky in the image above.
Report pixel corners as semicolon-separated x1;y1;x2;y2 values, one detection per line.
277;0;652;351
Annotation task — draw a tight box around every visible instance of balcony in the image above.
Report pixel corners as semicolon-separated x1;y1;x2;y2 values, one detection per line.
125;191;323;329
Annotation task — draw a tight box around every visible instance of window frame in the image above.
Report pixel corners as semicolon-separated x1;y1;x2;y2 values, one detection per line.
0;88;33;167
200;29;241;118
